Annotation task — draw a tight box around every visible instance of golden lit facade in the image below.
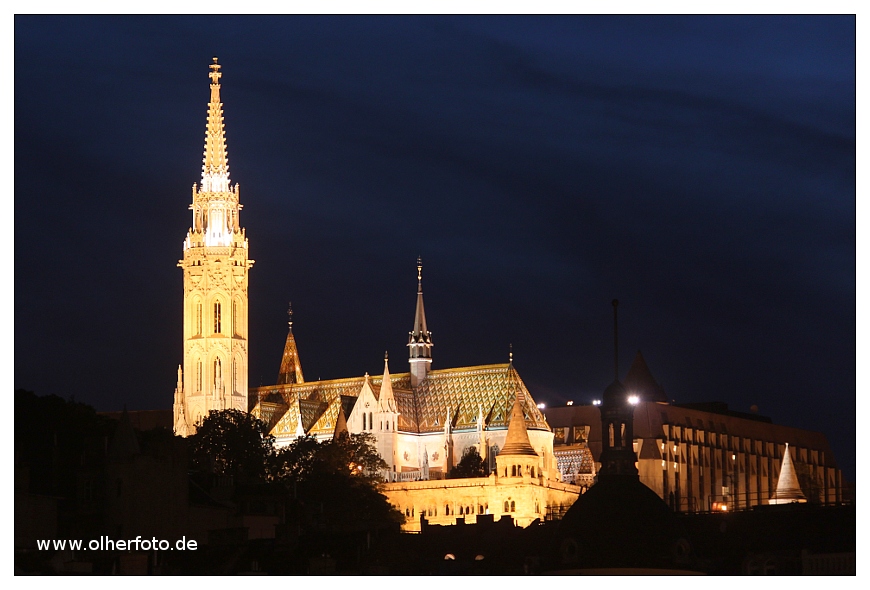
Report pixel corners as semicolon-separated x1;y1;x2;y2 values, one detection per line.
174;58;253;436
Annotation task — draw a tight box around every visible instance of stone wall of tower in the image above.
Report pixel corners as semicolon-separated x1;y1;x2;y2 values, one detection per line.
179;230;251;431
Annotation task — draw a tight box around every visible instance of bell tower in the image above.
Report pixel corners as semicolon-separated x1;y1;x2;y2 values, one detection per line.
174;57;254;436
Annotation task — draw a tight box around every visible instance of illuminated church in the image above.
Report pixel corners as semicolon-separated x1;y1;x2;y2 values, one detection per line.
172;59;583;530
172;60;846;531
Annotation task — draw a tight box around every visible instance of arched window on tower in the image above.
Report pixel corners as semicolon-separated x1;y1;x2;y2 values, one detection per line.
232;359;237;395
510;501;516;512
504;501;509;513
195;302;202;335
608;423;615;447
196;360;202;393
363;413;367;430
621;423;627;446
232;300;237;336
214;301;222;334
369;412;373;431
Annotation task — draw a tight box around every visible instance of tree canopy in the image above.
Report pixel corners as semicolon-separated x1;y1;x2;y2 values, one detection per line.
449;445;487;479
189;408;274;480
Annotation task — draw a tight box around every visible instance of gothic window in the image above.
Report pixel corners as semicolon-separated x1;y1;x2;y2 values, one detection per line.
214;358;222;391
363;413;367;430
232;300;237;335
608;423;615;447
621;423;626;446
531;467;535;478
195;302;202;335
510;501;516;512
478;505;483;515
511;465;517;477
232;359;237;394
369;412;373;431
196;360;202;392
445;505;450;516
214;301;222;333
504;501;509;513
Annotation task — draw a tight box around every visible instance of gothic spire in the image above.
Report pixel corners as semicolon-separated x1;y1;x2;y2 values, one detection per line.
408;256;433;387
201;57;230;193
378;351;397;412
277;302;304;384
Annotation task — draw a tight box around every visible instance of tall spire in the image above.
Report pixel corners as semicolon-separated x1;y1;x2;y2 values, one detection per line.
408;256;433;387
277;302;304;385
176;57;252;436
202;56;230;193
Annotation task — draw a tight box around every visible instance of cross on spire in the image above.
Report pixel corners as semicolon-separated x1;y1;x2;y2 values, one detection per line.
208;56;222;84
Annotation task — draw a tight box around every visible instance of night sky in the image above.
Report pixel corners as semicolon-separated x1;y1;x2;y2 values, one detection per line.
14;16;855;480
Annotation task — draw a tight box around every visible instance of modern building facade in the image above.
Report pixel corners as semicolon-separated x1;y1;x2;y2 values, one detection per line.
546;352;845;511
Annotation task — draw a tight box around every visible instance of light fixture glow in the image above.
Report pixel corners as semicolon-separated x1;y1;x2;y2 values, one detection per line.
592;399;601;406
537;402;546;409
628;395;640;405
566;401;573;406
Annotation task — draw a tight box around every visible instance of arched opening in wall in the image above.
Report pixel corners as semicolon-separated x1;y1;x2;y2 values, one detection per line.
445;505;450;516
232;358;237;395
621;423;626;446
369;412;373;431
511;465;517;477
232;300;238;336
531;467;535;478
510;501;516;512
196;359;203;393
504;501;509;513
195;301;203;335
213;301;222;334
608;423;615;447
363;414;367;430
213;357;223;394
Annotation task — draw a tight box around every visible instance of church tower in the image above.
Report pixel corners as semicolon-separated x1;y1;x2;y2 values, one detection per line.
407;256;432;388
174;58;254;436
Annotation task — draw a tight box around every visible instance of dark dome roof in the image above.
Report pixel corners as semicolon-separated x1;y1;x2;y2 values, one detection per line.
557;477;687;568
601;379;627;405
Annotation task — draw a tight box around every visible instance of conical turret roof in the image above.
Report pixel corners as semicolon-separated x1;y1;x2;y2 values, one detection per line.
770;443;807;504
623;350;667;403
499;387;538;457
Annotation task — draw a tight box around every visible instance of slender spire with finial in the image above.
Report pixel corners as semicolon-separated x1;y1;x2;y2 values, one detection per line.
277;301;304;384
417;255;423;293
202;56;230;193
378;351;397;412
408;256;432;387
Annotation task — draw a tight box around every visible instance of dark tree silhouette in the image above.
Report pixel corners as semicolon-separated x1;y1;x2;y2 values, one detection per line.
189;408;274;480
449;446;487;479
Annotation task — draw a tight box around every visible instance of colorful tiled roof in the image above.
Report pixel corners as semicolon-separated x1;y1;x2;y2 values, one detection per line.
250;363;550;438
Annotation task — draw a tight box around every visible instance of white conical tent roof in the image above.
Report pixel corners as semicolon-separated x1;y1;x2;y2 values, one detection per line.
769;443;807;504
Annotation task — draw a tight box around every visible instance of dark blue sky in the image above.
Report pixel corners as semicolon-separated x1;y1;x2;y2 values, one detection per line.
14;16;855;479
